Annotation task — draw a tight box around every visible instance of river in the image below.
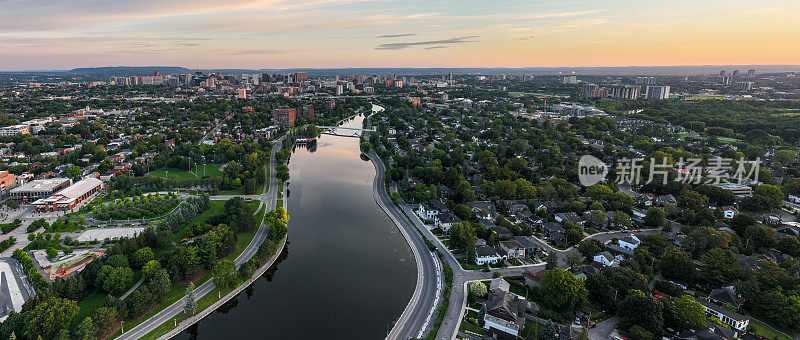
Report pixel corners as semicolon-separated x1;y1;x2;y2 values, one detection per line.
176;108;416;339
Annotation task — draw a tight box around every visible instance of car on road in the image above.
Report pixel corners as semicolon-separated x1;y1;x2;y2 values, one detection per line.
588;322;596;329
482;268;491;272
634;229;642;232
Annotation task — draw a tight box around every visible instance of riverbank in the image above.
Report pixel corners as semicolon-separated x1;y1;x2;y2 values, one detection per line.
155;199;288;339
370;149;444;340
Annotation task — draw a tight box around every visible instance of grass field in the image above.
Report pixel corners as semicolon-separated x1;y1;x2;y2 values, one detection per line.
748;319;794;340
148;165;223;180
171;200;226;242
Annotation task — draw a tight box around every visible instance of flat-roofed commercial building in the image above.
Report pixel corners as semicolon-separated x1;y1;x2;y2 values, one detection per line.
32;177;103;212
10;178;72;202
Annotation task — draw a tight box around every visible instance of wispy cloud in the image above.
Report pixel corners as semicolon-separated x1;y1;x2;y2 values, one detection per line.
376;36;479;50
377;33;417;38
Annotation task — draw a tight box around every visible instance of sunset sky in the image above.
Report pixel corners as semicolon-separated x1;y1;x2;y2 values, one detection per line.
1;0;799;70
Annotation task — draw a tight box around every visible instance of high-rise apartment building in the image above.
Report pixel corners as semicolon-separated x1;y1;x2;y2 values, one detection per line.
611;85;640;100
645;86;670;99
273;106;296;128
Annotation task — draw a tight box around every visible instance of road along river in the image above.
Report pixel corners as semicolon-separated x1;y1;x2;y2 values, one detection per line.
176;114;415;339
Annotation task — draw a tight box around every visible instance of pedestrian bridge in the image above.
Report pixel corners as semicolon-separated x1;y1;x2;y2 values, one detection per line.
318;126;375;138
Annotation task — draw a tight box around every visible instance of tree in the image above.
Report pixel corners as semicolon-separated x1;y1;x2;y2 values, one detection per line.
699;248;740;286
619;290;663;338
658;248;694;282
754;184;784;209
76;317;96;340
213;259;239;288
672;295;706;330
65;165;82;180
538;321;560;340
132;247;154;268
540;268;587;312
468;281;487;298
102;267;133;295
142;260;161;278
184;283;197;315
24;297;79;339
628;325;653;340
578;240;601;258
644;207;666;228
566;253;583;270
683;227;730;257
545;254;559;270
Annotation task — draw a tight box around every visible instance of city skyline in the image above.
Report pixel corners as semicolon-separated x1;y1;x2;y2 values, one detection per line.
1;0;800;71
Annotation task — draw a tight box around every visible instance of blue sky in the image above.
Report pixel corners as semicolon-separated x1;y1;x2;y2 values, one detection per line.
0;0;798;70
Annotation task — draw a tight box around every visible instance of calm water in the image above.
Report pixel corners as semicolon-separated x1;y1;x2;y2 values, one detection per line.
177;115;415;339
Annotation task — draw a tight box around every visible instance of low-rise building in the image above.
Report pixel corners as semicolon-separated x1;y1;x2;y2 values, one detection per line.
10;178;72;202
696;298;749;331
475;246;506;265
32;176;103;212
593;251;622;267
499;239;526;259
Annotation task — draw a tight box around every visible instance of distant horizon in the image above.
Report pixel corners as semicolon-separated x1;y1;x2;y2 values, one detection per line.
5;64;800;76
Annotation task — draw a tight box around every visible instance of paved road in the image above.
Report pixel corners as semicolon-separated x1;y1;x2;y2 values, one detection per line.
373;153;443;340
117;136;284;340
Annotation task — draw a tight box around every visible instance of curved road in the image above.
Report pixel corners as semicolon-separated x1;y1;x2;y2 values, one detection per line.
117;136;285;340
372;152;443;340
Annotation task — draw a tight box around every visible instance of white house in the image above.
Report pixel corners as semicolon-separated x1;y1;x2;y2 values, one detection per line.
476;246;506;265
697;298;750;331
617;235;641;251
722;206;738;219
417;200;447;221
593;251;623;267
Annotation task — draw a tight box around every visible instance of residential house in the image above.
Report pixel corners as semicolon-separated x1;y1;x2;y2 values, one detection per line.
417;199;447;220
435;212;461;232
554;212;584;225
522;269;546;288
721;206;738;219
513;236;544;259
499;239;526;259
618;235;641;251
593;251;622;267
476;246;506;265
541;222;565;242
696;298;749;331
709;286;744;310
657;194;677;206
483;291;525;340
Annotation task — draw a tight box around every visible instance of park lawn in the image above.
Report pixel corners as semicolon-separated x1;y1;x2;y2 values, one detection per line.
72;291;106;329
171;200;225;242
217;187;247;195
193;165;224;178
748;319;793;340
148;169;197;180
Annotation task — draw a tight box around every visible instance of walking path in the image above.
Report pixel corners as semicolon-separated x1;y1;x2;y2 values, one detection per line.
116;135;286;340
